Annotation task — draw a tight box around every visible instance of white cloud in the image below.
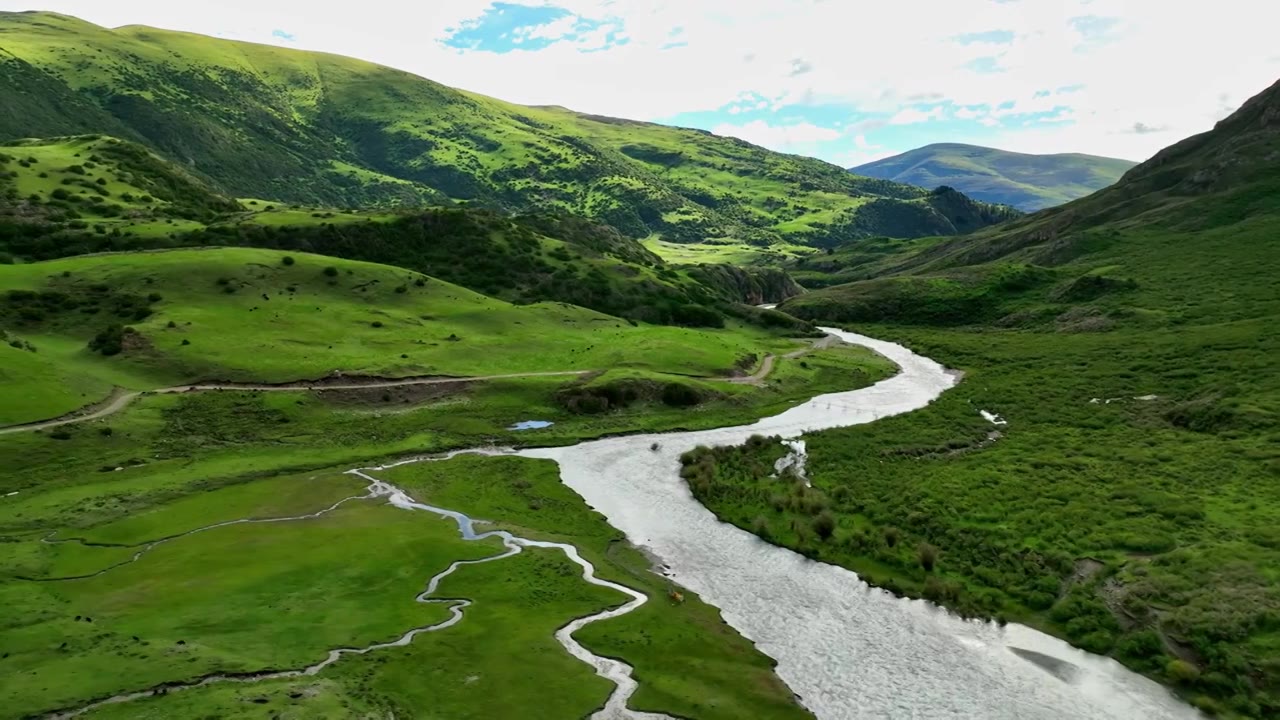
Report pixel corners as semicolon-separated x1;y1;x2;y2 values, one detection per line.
888;105;945;125
13;0;1280;162
710;120;843;150
526;15;578;41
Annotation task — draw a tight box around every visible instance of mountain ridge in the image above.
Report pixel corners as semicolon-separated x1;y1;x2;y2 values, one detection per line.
0;10;1018;249
850;142;1137;211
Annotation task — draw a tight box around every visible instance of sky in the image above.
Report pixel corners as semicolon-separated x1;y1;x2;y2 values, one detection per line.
6;0;1280;167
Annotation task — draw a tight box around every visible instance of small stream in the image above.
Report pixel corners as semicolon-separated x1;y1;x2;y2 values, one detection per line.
47;450;670;720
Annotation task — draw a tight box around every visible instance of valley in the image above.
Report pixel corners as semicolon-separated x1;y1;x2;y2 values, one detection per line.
1;6;1276;720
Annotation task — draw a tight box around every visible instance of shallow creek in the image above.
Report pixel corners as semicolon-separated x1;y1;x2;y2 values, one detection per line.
521;327;1201;720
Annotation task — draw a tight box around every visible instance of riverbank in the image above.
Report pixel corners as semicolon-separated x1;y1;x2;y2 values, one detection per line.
688;322;1274;719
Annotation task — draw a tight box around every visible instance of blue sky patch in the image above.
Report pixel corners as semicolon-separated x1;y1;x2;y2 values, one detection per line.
271;29;295;42
442;2;626;54
953;29;1014;45
964;56;1005;74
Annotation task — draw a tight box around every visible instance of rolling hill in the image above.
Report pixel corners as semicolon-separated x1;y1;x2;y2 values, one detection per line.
0;246;815;426
0;134;818;330
0;11;1017;251
849;143;1137;211
768;77;1280;716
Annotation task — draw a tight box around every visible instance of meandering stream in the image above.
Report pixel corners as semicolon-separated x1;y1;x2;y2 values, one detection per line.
44;328;1199;719
47;450;671;720
522;327;1202;720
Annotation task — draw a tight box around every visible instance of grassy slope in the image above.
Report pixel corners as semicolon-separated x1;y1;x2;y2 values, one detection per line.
0;247;801;425
1;139;813;328
743;80;1280;718
0;11;1017;249
850;142;1137;211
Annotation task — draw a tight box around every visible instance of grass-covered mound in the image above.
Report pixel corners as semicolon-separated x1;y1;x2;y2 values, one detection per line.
0;247;802;425
0;135;239;231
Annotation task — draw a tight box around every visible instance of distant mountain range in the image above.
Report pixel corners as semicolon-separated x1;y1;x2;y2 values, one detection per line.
849;143;1138;211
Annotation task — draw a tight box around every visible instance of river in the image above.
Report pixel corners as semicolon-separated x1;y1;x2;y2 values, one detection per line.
522;328;1201;720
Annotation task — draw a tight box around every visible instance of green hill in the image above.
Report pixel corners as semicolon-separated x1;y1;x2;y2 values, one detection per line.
752;79;1280;716
0;247;811;426
0;11;1016;251
0;134;816;329
850;143;1137;211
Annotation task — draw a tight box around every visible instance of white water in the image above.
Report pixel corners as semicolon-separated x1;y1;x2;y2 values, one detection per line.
523;327;1202;720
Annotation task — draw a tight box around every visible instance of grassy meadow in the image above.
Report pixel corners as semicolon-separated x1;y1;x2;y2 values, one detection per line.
0;246;809;425
0;338;886;717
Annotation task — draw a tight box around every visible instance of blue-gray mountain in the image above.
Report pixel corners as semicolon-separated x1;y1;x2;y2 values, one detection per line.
850;143;1138;211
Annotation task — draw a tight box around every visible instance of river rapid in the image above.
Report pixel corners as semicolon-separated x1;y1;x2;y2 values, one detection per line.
523;328;1201;720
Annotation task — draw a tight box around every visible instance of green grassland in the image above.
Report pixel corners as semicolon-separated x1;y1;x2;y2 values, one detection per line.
644;237;820;266
713;80;1280;718
0;246;816;425
0;11;1017;251
0;329;893;716
850;143;1137;211
374;454;810;719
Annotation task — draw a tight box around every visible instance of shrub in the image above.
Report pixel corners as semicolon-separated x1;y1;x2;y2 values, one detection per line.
371;321;384;328
281;256;295;266
98;427;113;437
88;325;133;356
1166;660;1201;684
752;516;771;541
181;339;191;346
147;293;162;303
323;266;339;277
812;510;837;540
918;542;938;571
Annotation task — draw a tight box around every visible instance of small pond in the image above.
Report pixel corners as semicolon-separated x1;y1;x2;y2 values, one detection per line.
508;420;554;431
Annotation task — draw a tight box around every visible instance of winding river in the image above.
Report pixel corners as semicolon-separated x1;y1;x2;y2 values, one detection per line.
43;328;1200;719
522;327;1202;720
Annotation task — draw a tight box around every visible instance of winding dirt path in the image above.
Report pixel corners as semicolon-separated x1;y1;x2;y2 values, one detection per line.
727;334;843;386
0;371;590;437
38;449;672;720
3;336;841;436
